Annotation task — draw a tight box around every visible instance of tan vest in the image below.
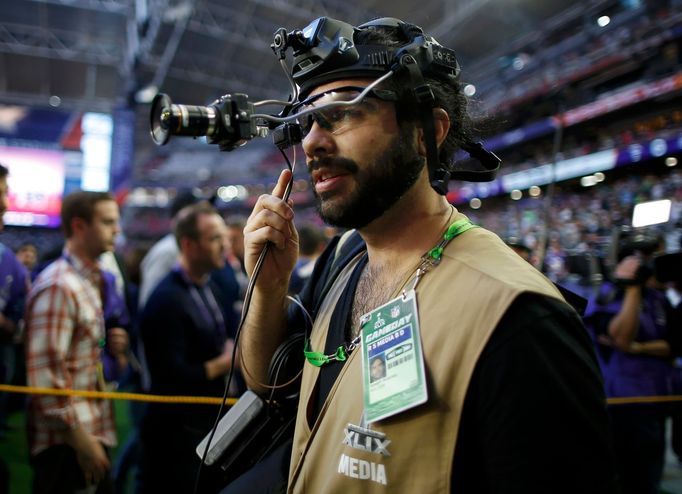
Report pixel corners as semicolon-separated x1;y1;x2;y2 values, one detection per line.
289;215;566;493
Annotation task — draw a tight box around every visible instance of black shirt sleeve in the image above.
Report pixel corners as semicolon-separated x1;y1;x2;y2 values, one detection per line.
451;293;619;494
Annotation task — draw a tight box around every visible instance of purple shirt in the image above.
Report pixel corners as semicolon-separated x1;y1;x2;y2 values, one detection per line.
0;242;28;331
100;269;131;382
598;286;675;398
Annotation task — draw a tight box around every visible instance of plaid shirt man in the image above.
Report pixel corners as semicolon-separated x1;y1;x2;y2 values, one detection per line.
25;250;116;457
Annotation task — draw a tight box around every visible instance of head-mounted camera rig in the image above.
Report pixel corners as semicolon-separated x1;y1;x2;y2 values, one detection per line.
149;16;501;193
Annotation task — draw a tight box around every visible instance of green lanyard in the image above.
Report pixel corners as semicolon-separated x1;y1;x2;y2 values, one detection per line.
304;338;356;366
304;218;478;367
426;218;477;262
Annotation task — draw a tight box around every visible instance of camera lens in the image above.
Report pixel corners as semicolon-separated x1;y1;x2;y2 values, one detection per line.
150;93;219;145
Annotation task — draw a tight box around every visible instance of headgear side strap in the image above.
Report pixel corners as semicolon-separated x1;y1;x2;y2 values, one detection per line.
398;53;451;195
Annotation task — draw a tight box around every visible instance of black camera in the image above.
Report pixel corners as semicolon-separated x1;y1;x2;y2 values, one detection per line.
609;227;662;285
150;93;262;151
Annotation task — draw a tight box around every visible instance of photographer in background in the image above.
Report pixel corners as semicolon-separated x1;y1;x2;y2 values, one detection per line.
595;232;675;494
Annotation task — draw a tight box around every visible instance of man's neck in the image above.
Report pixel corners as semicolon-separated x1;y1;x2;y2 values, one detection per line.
179;257;210;285
65;239;99;265
358;186;453;269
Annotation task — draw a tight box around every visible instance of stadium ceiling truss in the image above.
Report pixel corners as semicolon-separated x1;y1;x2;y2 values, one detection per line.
0;0;584;112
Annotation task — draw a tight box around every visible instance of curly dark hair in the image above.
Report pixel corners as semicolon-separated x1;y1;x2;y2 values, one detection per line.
354;24;474;167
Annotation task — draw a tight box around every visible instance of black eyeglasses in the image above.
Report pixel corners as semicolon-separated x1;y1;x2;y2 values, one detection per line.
291;86;398;136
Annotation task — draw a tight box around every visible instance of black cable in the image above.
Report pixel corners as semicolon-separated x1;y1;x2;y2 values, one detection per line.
192;149;295;494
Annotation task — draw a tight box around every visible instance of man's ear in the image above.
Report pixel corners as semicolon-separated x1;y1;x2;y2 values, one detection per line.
179;236;193;254
178;237;192;252
70;217;88;236
417;108;451;157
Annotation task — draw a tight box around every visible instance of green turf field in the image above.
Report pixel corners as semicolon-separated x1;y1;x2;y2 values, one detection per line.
0;399;133;494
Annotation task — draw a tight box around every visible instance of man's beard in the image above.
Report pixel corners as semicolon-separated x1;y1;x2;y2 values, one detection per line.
309;129;425;230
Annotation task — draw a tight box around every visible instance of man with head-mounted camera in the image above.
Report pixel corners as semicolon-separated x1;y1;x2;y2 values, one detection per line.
238;16;618;493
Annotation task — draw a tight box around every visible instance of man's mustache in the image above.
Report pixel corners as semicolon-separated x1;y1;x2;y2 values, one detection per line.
307;156;359;174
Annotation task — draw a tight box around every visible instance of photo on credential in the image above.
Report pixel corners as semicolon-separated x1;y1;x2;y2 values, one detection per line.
370;354;387;382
